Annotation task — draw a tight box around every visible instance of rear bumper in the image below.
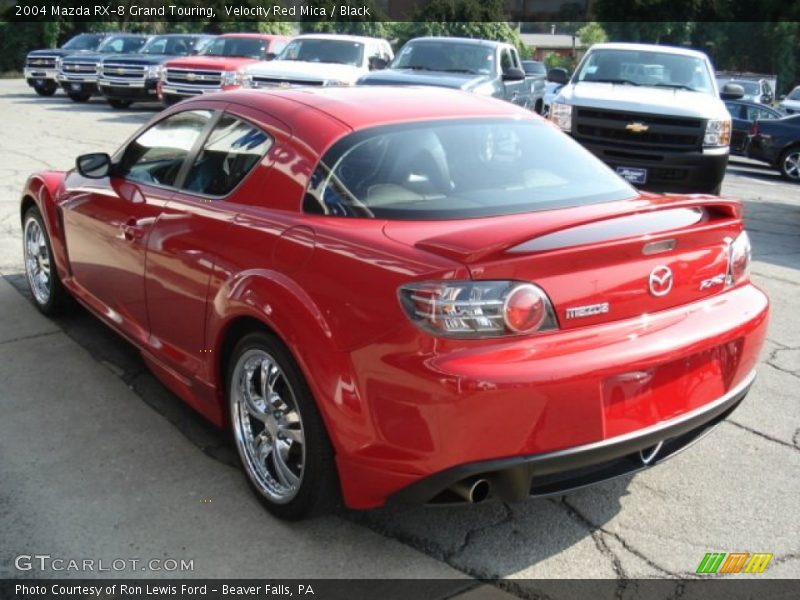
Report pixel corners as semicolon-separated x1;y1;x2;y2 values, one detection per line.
333;283;769;509
390;369;753;504
575;138;729;193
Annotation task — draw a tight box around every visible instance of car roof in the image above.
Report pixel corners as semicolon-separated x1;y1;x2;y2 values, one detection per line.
589;42;709;59
291;33;388;44
215;86;534;131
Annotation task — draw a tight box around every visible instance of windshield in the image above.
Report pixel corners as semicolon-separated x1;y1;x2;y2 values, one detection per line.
392;41;495;75
303;119;635;220
278;38;364;66
62;34;104;51
98;36;147;54
201;37;266;59
140;35;197;55
575;48;714;93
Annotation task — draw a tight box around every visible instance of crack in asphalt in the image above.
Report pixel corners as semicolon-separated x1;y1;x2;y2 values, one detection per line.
725;419;799;452
751;270;800;287
773;552;800;565
0;329;59;346
556;496;686;579
445;502;515;564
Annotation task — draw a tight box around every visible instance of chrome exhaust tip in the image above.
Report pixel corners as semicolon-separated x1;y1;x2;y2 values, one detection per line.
449;477;491;503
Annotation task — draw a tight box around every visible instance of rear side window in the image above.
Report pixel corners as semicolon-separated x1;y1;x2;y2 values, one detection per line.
303;119;635;220
183;114;273;197
118;110;213;187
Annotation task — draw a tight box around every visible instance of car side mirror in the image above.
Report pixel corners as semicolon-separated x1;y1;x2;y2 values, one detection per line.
720;83;744;100
369;56;388;71
76;153;112;179
264;52;277;61
502;67;526;82
547;68;569;85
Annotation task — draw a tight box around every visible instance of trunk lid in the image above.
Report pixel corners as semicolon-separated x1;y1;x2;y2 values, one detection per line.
384;195;742;329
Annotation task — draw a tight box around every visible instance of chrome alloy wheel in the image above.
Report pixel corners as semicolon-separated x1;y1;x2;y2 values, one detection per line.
782;149;800;181
23;216;51;305
231;349;306;504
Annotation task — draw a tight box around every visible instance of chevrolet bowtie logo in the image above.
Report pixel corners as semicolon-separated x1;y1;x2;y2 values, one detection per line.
625;121;649;133
187;73;197;81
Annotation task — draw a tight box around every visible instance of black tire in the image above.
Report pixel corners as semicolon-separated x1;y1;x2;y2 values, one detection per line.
227;330;340;520
68;93;91;103
34;83;57;97
22;206;72;316
778;146;800;183
534;99;544;115
704;183;722;196
107;99;132;109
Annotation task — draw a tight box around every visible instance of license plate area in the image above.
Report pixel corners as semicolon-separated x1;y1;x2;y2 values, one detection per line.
601;344;740;438
616;166;648;185
70;83;82;91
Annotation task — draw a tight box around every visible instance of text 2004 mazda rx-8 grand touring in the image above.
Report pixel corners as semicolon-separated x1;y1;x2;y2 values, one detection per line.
20;87;768;519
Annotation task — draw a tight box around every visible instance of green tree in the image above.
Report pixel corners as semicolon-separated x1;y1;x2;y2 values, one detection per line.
394;0;525;54
577;22;607;47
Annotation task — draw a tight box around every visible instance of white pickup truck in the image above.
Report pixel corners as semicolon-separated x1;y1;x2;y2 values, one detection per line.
549;43;743;195
244;34;393;88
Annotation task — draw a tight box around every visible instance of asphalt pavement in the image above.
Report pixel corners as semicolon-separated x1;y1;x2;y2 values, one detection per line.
0;79;797;591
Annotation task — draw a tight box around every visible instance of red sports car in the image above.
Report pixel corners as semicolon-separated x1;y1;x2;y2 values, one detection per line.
20;87;768;519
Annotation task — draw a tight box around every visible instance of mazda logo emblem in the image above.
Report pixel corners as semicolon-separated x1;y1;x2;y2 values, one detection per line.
649;265;673;297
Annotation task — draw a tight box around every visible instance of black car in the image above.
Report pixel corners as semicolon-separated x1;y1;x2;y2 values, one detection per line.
24;33;108;97
747;114;800;182
724;100;783;155
57;34;150;102
98;34;215;109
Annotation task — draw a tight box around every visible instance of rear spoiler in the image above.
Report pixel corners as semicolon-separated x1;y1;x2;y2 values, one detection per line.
414;197;741;263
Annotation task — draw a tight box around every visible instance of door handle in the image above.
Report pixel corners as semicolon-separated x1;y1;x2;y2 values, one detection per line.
121;218;144;241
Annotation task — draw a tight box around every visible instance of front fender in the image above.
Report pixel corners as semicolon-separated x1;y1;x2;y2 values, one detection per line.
21;171;68;277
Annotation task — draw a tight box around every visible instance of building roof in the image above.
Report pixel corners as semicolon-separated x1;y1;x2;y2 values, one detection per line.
520;34;586;50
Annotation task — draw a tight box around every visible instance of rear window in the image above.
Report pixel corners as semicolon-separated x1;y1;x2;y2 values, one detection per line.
303;119;635;220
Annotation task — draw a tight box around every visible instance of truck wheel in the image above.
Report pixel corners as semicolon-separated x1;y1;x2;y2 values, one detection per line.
227;331;340;520
34;83;57;97
778;146;800;182
68;93;91;103
107;99;132;109
22;206;72;316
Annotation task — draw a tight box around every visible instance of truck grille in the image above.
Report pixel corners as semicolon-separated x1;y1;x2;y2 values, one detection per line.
101;62;147;81
575;108;704;152
165;68;222;90
26;55;58;69
250;76;325;88
61;61;98;76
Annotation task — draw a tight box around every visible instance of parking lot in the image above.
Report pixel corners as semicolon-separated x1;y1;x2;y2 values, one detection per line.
0;78;798;588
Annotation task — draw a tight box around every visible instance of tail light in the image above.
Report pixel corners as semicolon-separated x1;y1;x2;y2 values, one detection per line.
726;232;751;286
750;121;759;136
398;281;558;338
